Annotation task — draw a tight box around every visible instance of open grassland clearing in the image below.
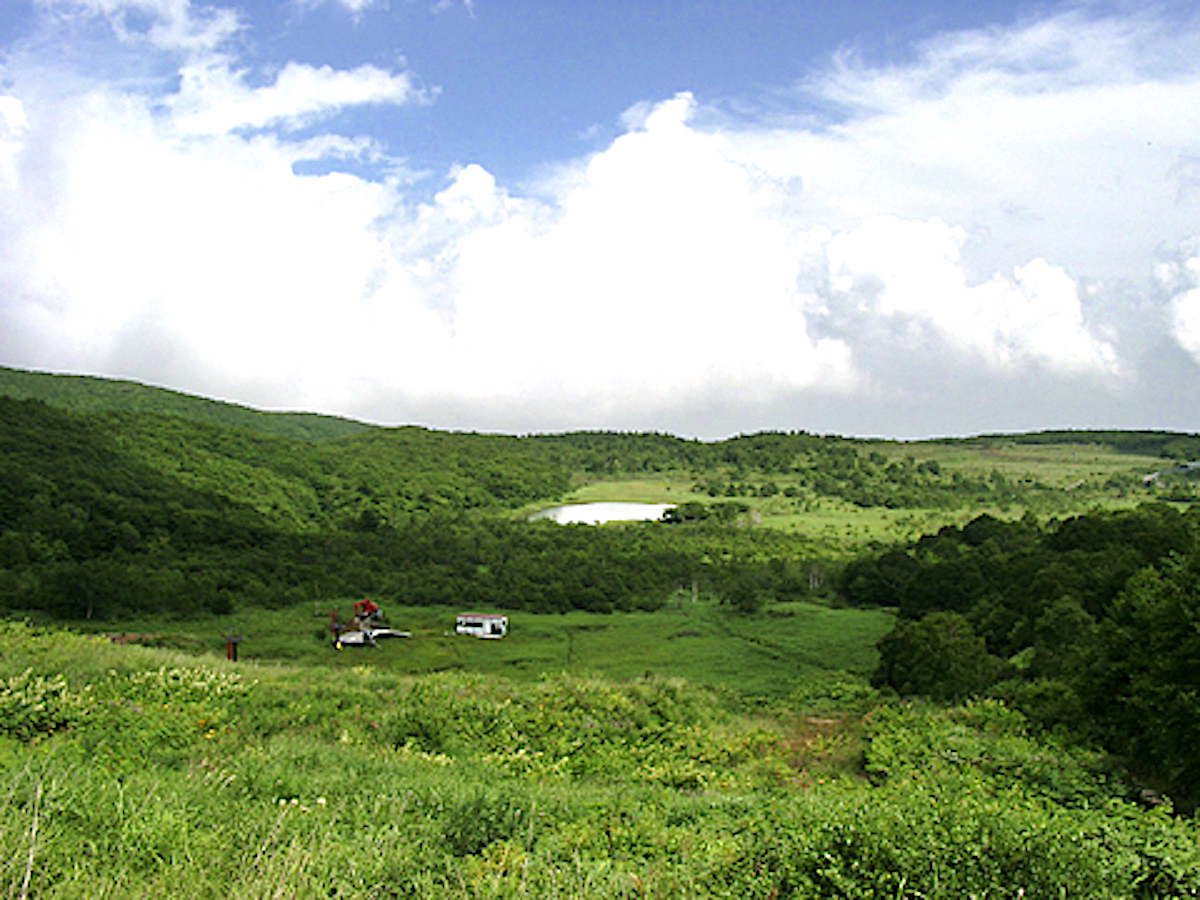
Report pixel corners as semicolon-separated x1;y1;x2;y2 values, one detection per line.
754;497;1030;547
62;599;896;701
543;483;1021;550
553;476;697;504
889;439;1165;489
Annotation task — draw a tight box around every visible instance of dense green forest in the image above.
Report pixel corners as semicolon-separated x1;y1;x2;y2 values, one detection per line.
6;363;1199;459
845;504;1200;806
12;382;1183;627
968;428;1200;460
6;365;1196;516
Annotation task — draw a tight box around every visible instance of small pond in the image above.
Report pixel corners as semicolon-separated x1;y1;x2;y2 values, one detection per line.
530;501;676;525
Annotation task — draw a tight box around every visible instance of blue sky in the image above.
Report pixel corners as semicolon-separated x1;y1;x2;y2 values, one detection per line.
255;0;1049;184
1;0;1200;438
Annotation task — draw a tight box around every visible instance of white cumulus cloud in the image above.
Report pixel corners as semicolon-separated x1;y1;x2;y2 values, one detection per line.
825;216;1118;374
411;96;855;407
1160;240;1200;363
0;97;29;132
1;3;1199;435
729;9;1200;282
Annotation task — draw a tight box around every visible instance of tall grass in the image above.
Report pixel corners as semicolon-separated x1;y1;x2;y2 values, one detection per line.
1;622;1197;898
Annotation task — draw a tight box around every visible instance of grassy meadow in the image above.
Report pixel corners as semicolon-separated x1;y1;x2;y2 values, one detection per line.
3;621;1198;898
64;599;895;701
898;440;1164;487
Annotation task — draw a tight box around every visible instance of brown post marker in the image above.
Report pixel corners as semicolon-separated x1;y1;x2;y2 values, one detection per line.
224;634;242;662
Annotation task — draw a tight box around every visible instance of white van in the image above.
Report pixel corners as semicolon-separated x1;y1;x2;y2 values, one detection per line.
455;612;508;639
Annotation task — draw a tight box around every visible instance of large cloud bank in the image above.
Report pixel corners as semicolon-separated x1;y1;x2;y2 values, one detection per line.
1;1;1199;436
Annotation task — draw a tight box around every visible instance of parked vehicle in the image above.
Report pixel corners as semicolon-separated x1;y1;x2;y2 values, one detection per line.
455;612;508;639
329;598;410;648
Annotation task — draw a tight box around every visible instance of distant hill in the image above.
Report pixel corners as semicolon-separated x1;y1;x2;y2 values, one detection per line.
0;395;581;617
7;364;1197;459
0;395;574;534
964;429;1200;459
0;366;373;441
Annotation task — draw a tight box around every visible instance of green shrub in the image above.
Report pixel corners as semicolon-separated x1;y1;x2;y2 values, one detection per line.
863;700;1125;808
0;668;87;741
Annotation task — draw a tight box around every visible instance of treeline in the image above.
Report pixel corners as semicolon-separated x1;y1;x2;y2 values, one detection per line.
1;394;1018;538
549;430;1057;509
844;503;1200;804
0;516;682;619
691;443;1032;509
1;509;825;621
0;398;573;535
0;396;571;615
4;388;1186;632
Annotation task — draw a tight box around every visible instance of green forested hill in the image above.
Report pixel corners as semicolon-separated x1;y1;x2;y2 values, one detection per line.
7;365;1197;514
0;397;821;620
2;369;1196;630
1;369;1195;627
0;398;574;532
0;368;999;514
0;365;372;440
95;410;575;530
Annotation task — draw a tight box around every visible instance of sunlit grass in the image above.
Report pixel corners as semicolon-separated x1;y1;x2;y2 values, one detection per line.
2;621;1196;899
561;476;695;503
878;440;1163;488
61;600;896;700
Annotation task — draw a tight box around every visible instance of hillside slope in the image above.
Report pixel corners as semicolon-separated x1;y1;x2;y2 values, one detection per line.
0;365;372;441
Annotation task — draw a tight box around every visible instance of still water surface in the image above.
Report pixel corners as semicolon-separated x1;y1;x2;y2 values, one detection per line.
531;501;675;525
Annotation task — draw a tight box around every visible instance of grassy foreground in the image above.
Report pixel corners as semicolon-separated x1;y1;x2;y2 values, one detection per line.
2;621;1198;898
